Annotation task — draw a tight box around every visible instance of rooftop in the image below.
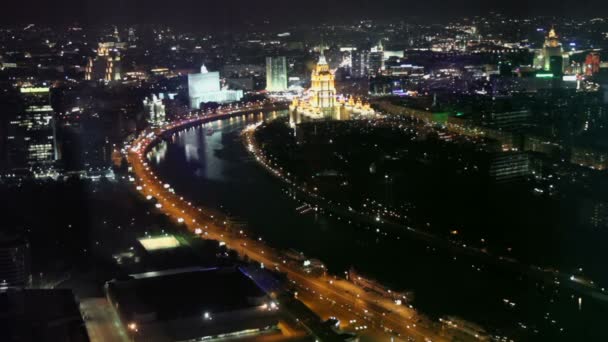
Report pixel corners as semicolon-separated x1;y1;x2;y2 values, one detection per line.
107;267;268;321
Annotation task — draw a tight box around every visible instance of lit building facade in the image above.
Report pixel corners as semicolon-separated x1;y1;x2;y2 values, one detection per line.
85;42;124;82
188;65;243;109
489;152;531;183
143;94;166;126
6;87;57;173
351;50;369;78
290;53;374;123
368;41;385;75
265;57;288;92
533;27;569;75
309;54;336;110
585;52;601;76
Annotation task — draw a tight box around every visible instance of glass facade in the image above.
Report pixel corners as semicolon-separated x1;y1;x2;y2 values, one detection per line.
265;56;288;92
6;87;56;171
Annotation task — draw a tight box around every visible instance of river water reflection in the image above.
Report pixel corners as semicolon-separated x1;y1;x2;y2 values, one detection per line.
148;111;604;341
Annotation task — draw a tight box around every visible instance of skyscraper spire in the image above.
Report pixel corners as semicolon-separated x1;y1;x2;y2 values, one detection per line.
548;26;557;39
318;50;328;65
113;26;120;42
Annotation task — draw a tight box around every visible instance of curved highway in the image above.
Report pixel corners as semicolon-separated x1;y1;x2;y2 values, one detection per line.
125;104;451;342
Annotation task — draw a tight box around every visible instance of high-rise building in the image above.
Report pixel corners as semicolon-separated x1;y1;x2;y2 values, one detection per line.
489;152;530;182
308;53;336;110
351;50;369;78
188;65;243;109
534;27;569;75
484;110;531;130
128;27;137;43
368;41;385;75
85;42;124;82
290;53;374;121
6;87;57;173
0;235;31;289
585;52;601;76
265;57;288;92
143;94;166;126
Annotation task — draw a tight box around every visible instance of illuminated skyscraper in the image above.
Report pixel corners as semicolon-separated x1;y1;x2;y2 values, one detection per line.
309;53;336;110
368;41;385;75
534;27;569;75
6;87;57;173
290;53;374;121
143;94;166;126
266;57;288;92
188;65;243;109
85;42;124;82
585;52;601;76
351;50;369;78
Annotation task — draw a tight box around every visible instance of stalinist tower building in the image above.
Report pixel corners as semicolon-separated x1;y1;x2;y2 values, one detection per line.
308;53;336;113
290;52;374;123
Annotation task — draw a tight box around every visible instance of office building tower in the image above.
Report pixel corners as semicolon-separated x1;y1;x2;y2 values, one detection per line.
351;50;369;78
143;94;166;126
6;87;57;173
188;65;243;109
585;52;601;76
489;152;530;182
265;57;288;92
485;110;531;130
0;235;31;289
368;41;385;75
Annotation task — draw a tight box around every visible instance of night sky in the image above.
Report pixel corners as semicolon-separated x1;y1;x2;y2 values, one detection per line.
2;0;608;26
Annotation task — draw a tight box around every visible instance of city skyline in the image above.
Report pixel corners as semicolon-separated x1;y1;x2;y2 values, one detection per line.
1;9;608;342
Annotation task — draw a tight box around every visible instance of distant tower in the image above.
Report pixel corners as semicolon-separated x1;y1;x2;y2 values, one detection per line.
143;94;166;126
309;52;336;111
6;87;57;172
128;27;136;42
85;42;122;82
539;27;566;75
585;52;601;76
351;50;369;78
369;40;385;75
266;57;288;92
113;26;120;42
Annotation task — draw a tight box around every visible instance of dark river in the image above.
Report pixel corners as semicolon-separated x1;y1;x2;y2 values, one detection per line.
148;111;607;341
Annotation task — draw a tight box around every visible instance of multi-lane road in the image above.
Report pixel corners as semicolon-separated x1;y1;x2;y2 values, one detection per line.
125;105;452;342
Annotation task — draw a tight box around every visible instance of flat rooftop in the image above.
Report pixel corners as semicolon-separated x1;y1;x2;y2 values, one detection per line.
0;289;88;342
137;235;181;251
107;267;268;321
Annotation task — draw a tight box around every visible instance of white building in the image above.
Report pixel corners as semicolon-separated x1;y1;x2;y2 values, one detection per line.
188;65;243;109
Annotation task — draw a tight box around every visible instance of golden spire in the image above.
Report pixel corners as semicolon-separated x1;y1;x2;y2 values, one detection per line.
548;27;557;39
